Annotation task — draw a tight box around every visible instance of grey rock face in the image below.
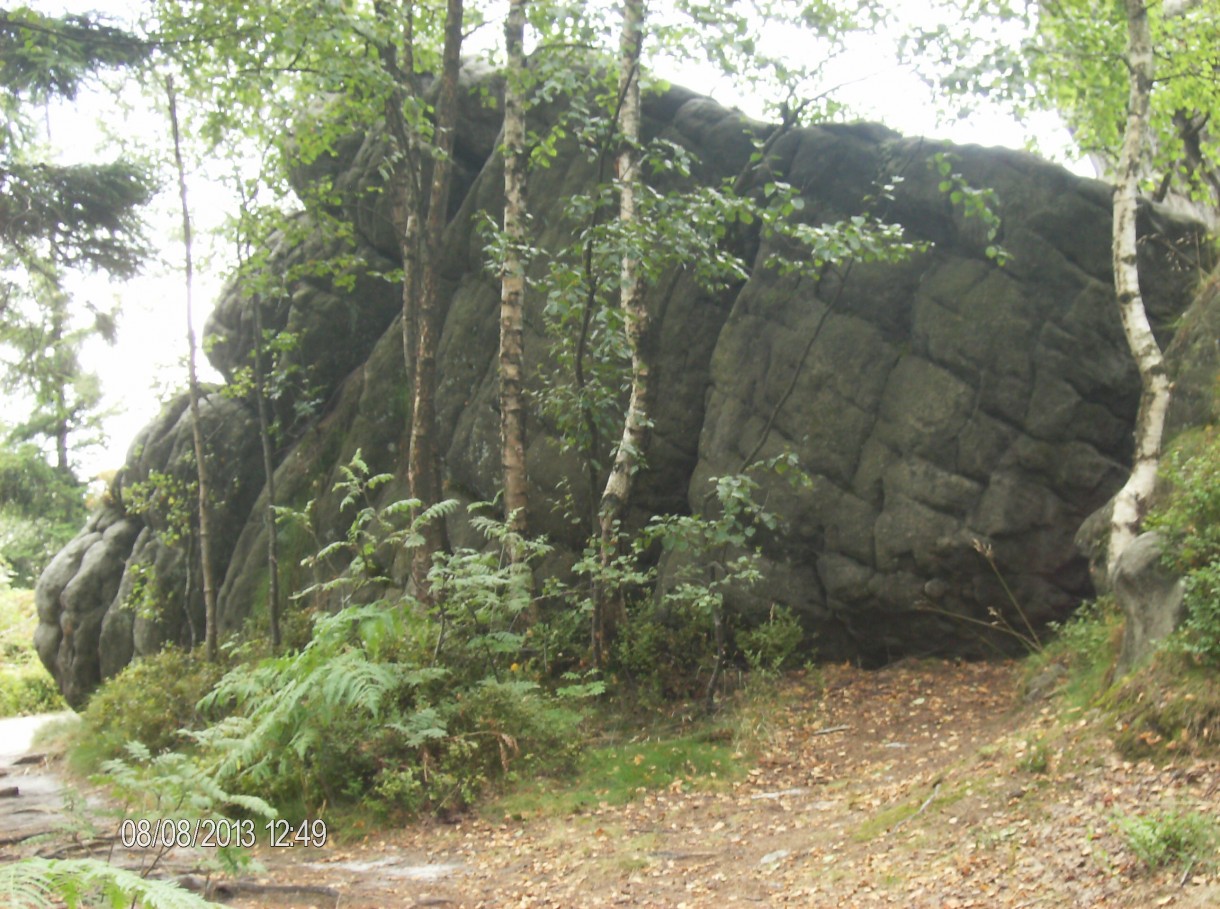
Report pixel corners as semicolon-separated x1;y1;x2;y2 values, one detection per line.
35;393;264;707
34;507;140;708
1164;267;1220;437
1111;531;1186;674
684;131;1204;661
36;77;1214;700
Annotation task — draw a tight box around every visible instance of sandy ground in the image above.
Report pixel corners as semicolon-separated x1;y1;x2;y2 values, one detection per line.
3;664;1219;908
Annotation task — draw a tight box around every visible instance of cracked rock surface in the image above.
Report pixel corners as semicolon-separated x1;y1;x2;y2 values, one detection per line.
36;75;1213;700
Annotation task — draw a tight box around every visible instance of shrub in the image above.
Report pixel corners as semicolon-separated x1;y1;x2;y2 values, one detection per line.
186;465;593;821
736;604;805;673
75;647;225;764
608;463;799;706
0;585;67;717
0;664;64;717
1148;427;1220;664
193;599;583;819
1117;808;1219;870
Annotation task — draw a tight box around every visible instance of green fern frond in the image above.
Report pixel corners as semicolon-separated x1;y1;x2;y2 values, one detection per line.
0;858;56;909
1;858;220;909
381;498;422;517
389;706;448;747
414;498;460;527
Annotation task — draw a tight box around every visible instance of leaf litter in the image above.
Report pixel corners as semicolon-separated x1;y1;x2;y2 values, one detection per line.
232;659;1219;908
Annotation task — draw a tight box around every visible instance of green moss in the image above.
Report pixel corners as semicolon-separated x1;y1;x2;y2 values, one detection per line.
1105;650;1220;761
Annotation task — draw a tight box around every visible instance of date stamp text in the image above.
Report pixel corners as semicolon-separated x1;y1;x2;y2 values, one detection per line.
118;818;327;849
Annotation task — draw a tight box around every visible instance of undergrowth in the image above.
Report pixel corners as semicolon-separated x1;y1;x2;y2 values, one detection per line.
71;646;225;770
1099;423;1220;760
1147;425;1220;664
0;858;220;909
1106;650;1220;759
490;731;743;820
0;585;66;716
1117;808;1220;872
1021;596;1123;708
64;451;818;833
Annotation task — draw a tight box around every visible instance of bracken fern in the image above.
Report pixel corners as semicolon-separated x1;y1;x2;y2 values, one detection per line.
0;857;219;909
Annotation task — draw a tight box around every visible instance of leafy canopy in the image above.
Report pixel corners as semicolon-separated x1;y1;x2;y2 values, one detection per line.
905;0;1220;206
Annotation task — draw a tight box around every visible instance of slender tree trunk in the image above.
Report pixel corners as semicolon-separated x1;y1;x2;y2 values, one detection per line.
594;0;647;667
54;422;69;473
48;309;71;474
232;184;282;649
408;0;464;600
380;0;421;413
251;290;281;648
1107;0;1172;576
500;0;529;548
167;76;219;661
375;0;429;600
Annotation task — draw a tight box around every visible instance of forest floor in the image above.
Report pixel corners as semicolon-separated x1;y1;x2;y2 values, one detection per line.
4;659;1220;908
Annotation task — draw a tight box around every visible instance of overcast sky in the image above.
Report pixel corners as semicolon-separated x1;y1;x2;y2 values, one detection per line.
20;0;1089;478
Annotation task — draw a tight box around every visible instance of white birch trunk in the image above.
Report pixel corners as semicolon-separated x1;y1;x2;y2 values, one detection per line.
594;0;646;664
1107;0;1173;576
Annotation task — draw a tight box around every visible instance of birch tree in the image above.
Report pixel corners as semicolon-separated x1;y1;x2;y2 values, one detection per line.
155;0;471;604
592;0;646;662
1105;0;1220;573
1106;0;1166;572
370;0;466;600
905;0;1220;573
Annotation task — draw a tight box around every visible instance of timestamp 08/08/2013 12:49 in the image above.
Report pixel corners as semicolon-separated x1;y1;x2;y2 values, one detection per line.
118;817;328;850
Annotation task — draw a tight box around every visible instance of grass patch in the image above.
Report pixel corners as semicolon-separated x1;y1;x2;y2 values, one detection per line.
1016;591;1220;763
1117;808;1220;871
853;782;971;842
1022;597;1123;709
489;732;745;819
485;675;803;821
1015;736;1053;775
0;586;67;717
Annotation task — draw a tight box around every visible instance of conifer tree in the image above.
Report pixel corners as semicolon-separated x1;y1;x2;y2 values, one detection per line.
0;7;152;476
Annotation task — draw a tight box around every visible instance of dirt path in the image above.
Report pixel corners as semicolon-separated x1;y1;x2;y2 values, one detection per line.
234;660;1220;908
4;662;1219;908
0;712;79;846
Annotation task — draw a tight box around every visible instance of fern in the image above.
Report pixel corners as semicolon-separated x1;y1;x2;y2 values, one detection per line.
1;857;220;909
192;602;440;801
179;465;588;817
100;741;276;823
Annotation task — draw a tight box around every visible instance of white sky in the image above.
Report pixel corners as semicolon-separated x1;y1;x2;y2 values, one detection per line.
15;0;1090;478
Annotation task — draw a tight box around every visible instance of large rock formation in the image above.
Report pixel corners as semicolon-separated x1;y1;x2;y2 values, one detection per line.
36;75;1213;704
35;393;264;707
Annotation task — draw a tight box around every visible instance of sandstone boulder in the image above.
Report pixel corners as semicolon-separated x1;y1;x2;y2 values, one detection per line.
36;76;1213;700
